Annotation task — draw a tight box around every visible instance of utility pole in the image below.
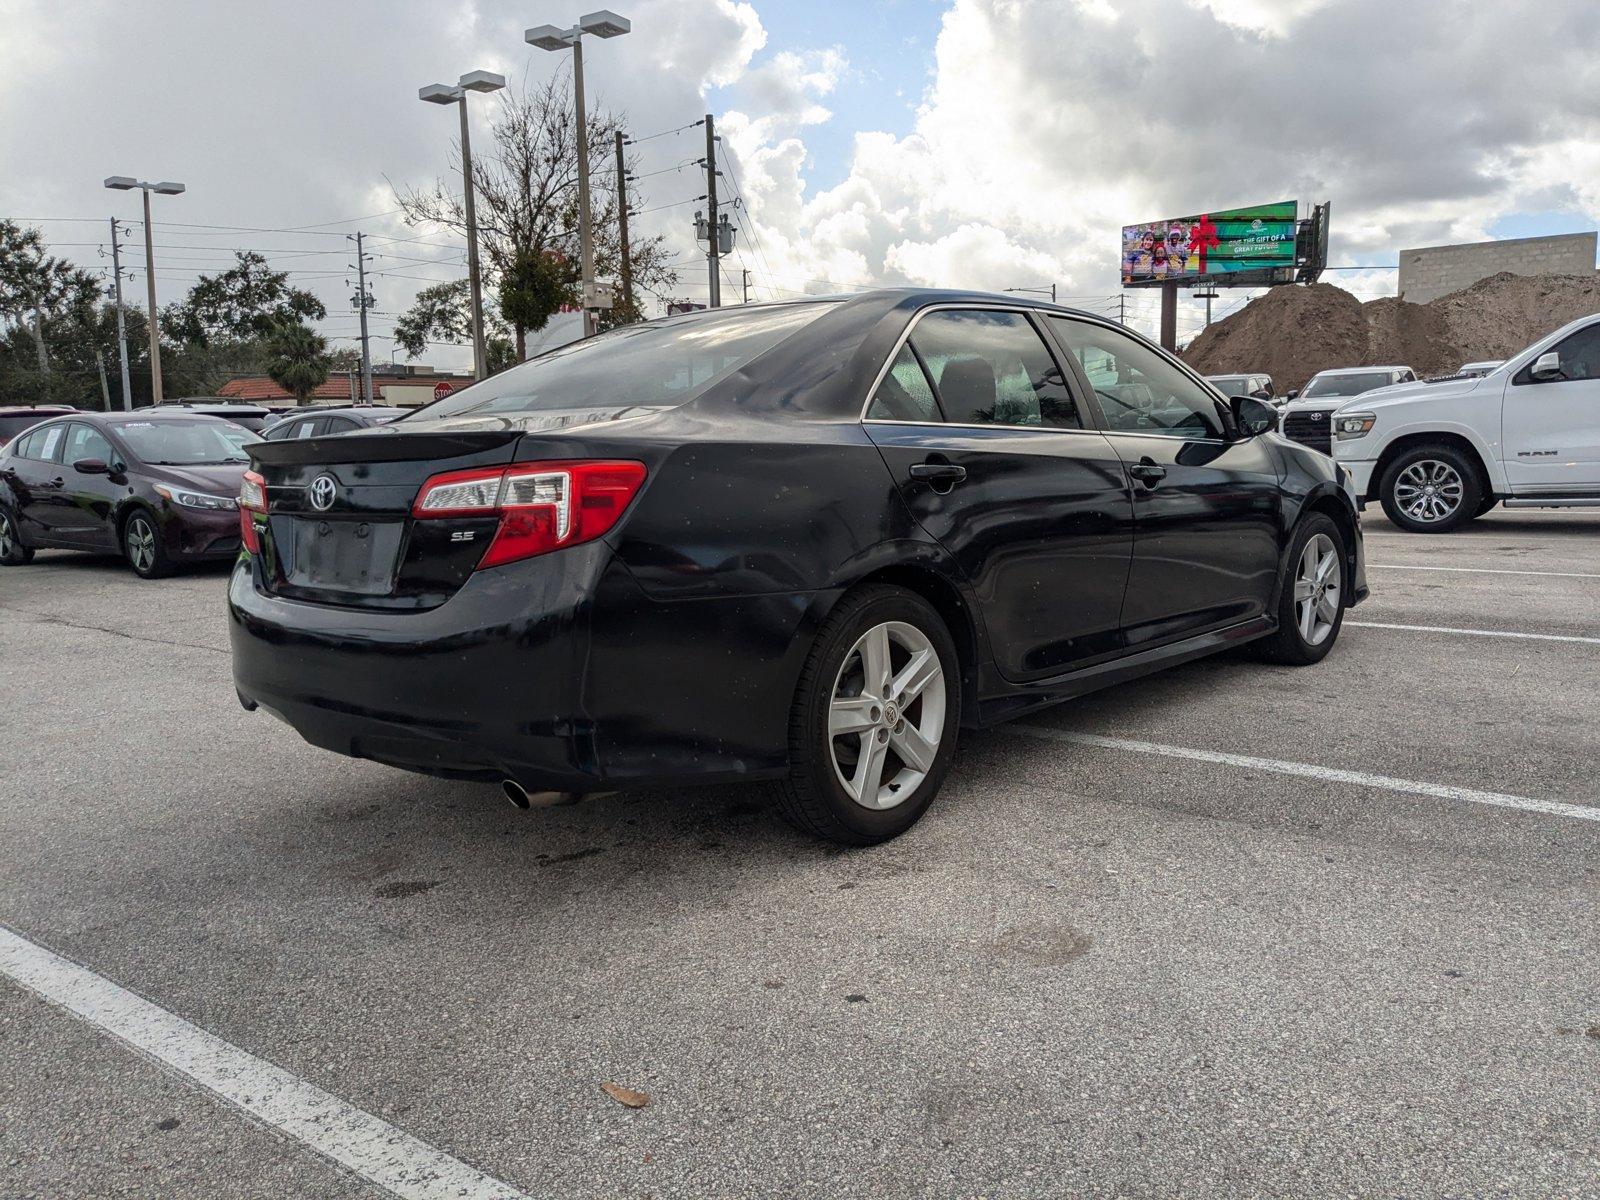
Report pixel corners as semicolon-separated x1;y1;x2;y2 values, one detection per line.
1159;281;1177;352
742;268;750;304
350;232;373;404
572;37;599;337
108;219;133;410
615;130;633;322
1118;293;1127;326
458;91;489;374
704;113;721;307
140;187;165;402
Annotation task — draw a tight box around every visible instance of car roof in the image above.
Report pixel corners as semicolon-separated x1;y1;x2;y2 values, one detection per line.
1309;365;1409;376
156;402;271;415
278;405;405;416
0;405;77;416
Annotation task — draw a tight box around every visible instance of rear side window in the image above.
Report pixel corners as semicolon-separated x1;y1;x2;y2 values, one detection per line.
415;302;834;419
867;345;942;422
17;423;65;462
908;310;1083;429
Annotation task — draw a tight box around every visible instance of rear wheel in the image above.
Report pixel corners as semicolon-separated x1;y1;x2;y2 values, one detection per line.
1378;444;1483;533
772;586;960;845
0;507;33;565
123;510;173;579
1253;513;1347;665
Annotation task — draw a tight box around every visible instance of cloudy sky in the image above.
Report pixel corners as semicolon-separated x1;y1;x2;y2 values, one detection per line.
3;0;1598;367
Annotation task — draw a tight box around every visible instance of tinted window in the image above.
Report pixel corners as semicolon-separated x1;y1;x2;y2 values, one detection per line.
63;423;113;465
0;414;49;444
262;418;299;442
415;303;833;420
866;345;942;422
1208;375;1249;394
17;423;66;462
226;415;269;432
908;310;1082;429
117;418;254;465
1049;317;1226;438
1515;323;1600;385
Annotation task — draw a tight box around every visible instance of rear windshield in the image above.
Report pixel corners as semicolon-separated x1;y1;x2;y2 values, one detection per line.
1207;375;1249;393
221;414;268;432
1301;372;1391;399
409;303;833;420
117;418;258;465
0;414;48;443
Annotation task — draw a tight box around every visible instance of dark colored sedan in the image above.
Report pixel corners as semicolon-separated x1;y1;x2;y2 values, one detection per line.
261;406;405;441
230;290;1367;844
0;412;256;578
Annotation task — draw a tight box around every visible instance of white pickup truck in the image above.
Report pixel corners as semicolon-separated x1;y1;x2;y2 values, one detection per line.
1332;313;1600;532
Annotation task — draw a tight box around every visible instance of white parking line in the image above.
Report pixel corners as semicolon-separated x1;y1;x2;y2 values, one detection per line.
1368;563;1600;580
1345;620;1600;645
1011;727;1600;823
0;928;532;1200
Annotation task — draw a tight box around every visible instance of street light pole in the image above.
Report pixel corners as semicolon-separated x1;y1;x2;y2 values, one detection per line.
105;176;184;403
528;11;631;339
420;71;505;379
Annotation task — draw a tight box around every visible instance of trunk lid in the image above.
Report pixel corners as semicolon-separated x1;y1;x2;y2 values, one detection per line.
247;421;523;609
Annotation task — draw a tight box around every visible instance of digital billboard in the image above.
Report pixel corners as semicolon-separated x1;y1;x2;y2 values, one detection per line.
1121;201;1298;287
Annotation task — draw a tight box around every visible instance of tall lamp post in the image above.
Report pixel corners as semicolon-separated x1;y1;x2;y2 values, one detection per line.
420;70;506;381
526;9;631;339
104;176;184;403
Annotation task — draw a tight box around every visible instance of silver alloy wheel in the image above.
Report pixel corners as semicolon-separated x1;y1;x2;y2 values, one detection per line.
0;512;14;559
1393;459;1464;523
126;516;156;573
828;620;947;811
1292;532;1341;646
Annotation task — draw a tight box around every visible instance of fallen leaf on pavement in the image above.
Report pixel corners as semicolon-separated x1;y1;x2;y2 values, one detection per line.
601;1082;651;1108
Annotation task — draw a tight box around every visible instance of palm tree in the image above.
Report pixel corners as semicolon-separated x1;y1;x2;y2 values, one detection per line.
263;319;330;405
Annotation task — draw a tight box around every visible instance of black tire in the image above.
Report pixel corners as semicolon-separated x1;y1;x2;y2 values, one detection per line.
1252;513;1348;666
122;508;173;579
1377;443;1484;533
771;585;961;846
0;506;33;565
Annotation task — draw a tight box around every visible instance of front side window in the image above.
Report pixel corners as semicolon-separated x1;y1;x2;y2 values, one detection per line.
1514;323;1600;385
866;345;942;422
906;310;1082;429
413;302;834;420
1049;317;1226;438
63;423;113;465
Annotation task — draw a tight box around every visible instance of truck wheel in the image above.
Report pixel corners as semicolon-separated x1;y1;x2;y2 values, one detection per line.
1377;444;1483;533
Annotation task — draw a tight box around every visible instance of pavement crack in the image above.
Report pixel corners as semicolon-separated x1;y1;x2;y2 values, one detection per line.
0;603;227;656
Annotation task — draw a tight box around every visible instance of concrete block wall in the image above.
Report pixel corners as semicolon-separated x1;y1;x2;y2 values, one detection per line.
1397;232;1598;304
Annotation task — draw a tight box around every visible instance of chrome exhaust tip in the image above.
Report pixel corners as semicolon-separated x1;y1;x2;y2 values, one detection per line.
501;780;588;809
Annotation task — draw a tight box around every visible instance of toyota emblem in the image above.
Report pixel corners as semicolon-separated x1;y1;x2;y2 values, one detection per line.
308;474;338;512
1311;412;1324;422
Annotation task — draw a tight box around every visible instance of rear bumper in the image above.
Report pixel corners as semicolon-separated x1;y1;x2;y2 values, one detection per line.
228;546;820;793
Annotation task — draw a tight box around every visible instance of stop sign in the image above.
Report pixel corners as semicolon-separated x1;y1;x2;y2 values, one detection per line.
432;381;454;401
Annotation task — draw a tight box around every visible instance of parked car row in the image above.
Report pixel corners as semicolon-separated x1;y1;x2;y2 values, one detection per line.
0;405;402;577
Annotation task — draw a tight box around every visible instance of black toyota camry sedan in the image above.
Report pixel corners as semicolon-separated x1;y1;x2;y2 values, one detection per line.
230;290;1366;844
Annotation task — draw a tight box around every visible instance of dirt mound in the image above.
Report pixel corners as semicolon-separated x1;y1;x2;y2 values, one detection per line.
1181;270;1600;390
1180;283;1367;392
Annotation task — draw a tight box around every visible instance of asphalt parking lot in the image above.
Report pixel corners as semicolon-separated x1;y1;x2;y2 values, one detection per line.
2;508;1598;1199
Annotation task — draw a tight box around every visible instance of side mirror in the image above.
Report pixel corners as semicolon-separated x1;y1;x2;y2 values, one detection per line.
1285;388;1300;401
1231;395;1278;438
72;458;109;475
1530;351;1564;382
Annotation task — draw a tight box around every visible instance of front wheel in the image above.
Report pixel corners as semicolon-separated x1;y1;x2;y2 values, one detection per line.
123;510;173;579
772;585;961;845
1378;444;1483;533
0;507;33;565
1253;513;1347;665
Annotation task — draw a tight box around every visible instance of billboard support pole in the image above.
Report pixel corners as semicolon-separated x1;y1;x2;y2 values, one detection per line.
1159;283;1177;352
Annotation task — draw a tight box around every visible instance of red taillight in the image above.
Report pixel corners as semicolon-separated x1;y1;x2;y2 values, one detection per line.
239;469;266;554
412;459;647;569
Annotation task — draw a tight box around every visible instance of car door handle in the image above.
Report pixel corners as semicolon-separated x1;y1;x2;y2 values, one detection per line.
1128;458;1166;487
909;462;967;485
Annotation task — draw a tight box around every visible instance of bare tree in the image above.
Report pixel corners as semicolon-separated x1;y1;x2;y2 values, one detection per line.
396;71;676;358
